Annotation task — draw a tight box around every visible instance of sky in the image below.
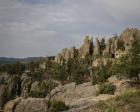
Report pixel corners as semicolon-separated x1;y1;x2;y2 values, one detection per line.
0;0;140;58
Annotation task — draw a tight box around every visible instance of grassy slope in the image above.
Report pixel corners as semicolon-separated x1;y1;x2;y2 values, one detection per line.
84;89;140;112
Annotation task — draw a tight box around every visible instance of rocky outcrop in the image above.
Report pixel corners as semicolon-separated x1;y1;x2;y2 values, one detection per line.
55;47;77;63
108;75;140;95
120;28;140;51
4;82;100;112
80;36;94;58
0;70;50;110
30;81;40;93
0;85;8;109
20;72;32;98
0;73;19;109
103;36;121;58
51;82;99;106
55;28;140;63
94;38;101;56
4;77;139;112
2;27;140;112
4;98;47;112
4;98;21;112
55;36;94;63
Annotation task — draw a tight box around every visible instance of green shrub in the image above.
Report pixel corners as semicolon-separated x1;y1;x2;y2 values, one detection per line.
98;83;116;95
50;100;69;112
97;90;140;112
30;91;46;98
92;65;111;85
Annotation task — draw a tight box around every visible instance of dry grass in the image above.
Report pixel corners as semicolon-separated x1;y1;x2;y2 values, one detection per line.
84;89;140;112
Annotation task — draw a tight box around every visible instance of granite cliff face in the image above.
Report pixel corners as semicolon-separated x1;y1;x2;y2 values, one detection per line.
79;36;94;58
0;73;20;109
55;28;140;64
0;71;47;110
55;47;77;63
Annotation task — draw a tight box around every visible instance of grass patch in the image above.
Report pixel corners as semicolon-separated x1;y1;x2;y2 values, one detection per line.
92;89;140;112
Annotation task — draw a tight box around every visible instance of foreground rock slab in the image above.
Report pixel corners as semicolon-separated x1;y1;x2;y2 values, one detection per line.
4;98;48;112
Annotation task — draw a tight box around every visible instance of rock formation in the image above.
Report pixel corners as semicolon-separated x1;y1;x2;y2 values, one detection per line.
94;38;101;56
54;28;140;66
120;28;140;51
0;71;47;109
80;36;94;58
20;72;32;98
1;27;140;111
4;76;138;112
55;47;77;63
4;97;47;112
0;73;19;109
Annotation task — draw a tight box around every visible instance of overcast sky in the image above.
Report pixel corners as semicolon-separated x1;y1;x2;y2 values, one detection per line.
0;0;140;58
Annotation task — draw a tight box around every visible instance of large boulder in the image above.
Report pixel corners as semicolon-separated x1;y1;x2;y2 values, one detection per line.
107;75;139;95
30;81;40;93
4;98;47;112
51;82;99;106
4;98;21;112
15;98;47;112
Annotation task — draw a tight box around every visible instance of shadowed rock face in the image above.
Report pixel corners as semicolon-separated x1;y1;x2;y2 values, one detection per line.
0;73;19;109
0;72;47;110
20;73;32;98
4;98;47;112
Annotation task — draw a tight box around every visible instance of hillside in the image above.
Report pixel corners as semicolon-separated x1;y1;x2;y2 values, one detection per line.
0;57;41;64
0;28;140;112
83;90;140;112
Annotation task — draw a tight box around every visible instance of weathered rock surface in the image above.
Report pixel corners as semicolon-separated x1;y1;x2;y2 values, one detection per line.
20;72;32;98
55;47;77;63
80;36;94;58
4;77;138;112
108;75;140;95
51;82;113;112
4;98;47;112
55;28;140;63
4;98;21;112
0;85;8;109
120;28;140;51
94;38;101;56
0;73;19;109
15;98;47;112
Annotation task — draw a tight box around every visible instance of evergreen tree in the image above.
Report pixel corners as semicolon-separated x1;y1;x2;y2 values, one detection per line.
100;38;106;50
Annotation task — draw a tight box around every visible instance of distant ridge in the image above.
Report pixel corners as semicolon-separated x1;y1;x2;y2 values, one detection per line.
0;57;42;64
